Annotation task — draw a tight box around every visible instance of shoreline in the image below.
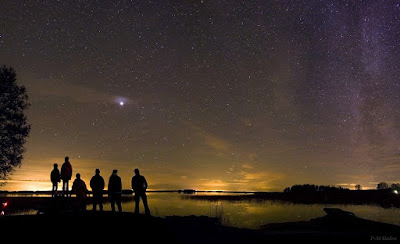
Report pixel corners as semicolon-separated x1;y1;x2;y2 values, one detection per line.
3;190;400;212
1;193;399;242
2;189;400;205
2;191;400;238
0;209;399;242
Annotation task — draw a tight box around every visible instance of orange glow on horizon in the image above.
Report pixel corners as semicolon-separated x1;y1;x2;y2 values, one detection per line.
0;158;384;192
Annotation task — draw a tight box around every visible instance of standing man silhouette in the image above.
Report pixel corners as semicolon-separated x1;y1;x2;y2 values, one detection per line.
90;169;105;211
108;169;122;212
50;163;61;197
131;168;150;215
61;156;72;197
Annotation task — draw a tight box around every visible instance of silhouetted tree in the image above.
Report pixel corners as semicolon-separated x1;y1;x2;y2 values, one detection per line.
377;182;389;190
288;184;349;193
0;66;30;183
390;183;400;191
355;184;362;190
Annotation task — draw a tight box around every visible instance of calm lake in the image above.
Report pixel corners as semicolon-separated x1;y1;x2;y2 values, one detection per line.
4;192;400;229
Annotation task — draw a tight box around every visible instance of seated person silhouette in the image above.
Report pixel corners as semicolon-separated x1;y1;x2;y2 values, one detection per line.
71;173;88;211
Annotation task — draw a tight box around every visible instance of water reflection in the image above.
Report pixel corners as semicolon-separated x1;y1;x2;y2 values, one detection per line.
119;193;400;229
3;192;400;229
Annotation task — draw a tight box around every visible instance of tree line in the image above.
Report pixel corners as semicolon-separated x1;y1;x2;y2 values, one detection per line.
283;184;349;193
376;182;400;191
283;182;400;192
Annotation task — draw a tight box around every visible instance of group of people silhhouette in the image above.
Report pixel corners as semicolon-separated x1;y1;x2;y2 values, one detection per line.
50;156;72;198
50;156;150;215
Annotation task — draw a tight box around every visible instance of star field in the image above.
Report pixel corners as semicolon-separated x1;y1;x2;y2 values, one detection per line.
1;1;400;191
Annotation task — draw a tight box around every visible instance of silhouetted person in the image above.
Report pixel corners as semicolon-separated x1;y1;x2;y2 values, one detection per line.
108;169;122;212
90;168;105;211
50;163;61;197
131;168;150;215
61;156;72;197
71;173;88;211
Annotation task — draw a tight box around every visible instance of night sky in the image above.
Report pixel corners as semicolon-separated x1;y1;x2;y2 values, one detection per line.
1;1;400;191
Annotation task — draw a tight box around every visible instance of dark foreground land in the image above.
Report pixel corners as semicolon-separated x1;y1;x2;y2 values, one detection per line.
1;194;399;242
0;208;399;243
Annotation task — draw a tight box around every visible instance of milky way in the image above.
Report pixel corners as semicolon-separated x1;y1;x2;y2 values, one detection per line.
1;1;400;191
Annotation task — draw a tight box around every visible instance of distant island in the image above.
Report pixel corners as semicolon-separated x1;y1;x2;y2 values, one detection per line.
284;182;400;193
185;183;400;208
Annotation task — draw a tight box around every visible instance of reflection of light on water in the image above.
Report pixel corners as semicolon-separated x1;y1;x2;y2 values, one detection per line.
179;194;400;229
3;193;400;229
1;201;8;216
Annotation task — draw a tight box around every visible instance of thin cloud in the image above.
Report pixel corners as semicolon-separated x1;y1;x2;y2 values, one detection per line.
186;122;231;153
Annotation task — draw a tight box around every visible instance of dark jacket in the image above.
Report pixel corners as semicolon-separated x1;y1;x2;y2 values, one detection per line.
90;174;105;193
50;169;61;183
108;174;122;195
61;162;72;181
72;179;87;199
131;175;148;193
